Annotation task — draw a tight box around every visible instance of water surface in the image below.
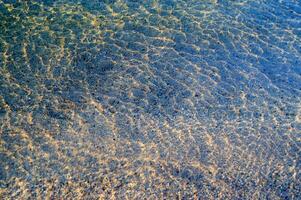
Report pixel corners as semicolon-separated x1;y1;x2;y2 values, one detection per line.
0;0;300;199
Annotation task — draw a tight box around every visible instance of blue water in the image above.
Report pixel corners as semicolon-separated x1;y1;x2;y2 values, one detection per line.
0;0;300;199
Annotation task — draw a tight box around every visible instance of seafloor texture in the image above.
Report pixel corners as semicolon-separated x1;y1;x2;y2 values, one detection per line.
0;0;300;199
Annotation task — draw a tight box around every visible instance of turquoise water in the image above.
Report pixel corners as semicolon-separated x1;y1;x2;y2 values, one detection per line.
0;0;300;199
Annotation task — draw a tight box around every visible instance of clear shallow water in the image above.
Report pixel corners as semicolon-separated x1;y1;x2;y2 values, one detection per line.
0;0;300;199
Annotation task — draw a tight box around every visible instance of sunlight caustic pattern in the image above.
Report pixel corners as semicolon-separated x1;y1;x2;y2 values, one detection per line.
0;0;300;199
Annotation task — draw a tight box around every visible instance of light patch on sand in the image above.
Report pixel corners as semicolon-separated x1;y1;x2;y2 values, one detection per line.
27;112;33;125
296;102;301;123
